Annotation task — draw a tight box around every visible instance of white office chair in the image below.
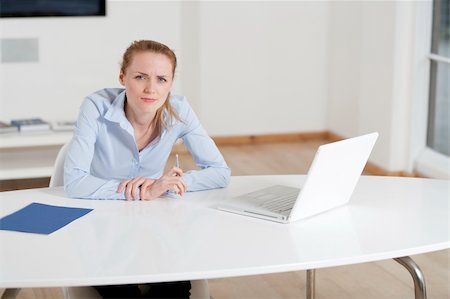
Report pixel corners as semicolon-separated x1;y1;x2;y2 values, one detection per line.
49;142;70;188
50;143;211;299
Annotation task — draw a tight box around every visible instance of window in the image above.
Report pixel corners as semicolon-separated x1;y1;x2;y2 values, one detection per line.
427;0;449;156
414;0;449;178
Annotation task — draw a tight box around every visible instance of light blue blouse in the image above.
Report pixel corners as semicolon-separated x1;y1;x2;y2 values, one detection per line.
64;88;230;200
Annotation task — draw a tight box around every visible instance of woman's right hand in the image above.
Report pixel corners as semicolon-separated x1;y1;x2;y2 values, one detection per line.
117;176;155;201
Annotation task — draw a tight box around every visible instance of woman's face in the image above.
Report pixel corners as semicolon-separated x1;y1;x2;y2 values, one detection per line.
120;51;174;117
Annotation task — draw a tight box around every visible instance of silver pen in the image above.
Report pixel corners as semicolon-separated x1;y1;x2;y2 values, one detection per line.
170;154;182;198
175;154;180;169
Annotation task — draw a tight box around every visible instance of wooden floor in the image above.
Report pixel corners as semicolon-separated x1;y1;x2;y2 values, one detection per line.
1;139;449;298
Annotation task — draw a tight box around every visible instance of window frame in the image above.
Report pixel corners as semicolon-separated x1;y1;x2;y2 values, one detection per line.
413;0;450;179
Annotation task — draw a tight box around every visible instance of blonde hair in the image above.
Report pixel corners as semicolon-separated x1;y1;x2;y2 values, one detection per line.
121;40;182;136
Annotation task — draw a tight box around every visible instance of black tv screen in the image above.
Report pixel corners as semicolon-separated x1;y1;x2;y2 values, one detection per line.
0;0;106;18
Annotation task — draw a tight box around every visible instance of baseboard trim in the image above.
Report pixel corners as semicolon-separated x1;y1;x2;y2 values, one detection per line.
172;131;328;153
328;132;422;178
213;131;329;145
364;162;420;177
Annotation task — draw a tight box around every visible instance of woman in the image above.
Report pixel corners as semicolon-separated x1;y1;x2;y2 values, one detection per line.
64;40;230;298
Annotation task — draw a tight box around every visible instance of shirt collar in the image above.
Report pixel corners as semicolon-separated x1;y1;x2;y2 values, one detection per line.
103;90;173;145
104;89;127;123
103;89;135;134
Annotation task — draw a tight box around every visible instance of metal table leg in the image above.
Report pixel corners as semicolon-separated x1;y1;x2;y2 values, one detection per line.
394;256;427;299
306;269;316;299
1;289;20;299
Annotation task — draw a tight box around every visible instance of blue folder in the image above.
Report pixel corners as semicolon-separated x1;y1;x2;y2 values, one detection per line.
0;202;93;235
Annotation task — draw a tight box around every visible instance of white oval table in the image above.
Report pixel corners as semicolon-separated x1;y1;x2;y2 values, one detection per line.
1;175;448;299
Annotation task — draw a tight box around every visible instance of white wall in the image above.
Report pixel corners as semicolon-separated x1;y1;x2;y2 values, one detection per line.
196;1;329;136
327;1;418;172
0;0;329;135
0;1;184;122
0;1;422;173
327;2;362;137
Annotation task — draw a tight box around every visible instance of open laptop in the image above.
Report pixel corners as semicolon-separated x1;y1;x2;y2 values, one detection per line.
217;132;379;223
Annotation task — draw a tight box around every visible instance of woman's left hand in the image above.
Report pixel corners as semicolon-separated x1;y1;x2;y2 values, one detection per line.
140;167;186;200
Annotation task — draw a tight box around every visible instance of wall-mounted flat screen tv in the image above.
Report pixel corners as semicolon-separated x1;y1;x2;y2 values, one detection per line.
0;0;106;18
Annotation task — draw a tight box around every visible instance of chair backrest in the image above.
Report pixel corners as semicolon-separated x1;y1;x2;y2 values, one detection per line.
49;142;70;188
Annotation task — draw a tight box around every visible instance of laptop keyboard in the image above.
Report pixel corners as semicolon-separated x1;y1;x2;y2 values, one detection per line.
261;194;298;212
239;185;301;213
